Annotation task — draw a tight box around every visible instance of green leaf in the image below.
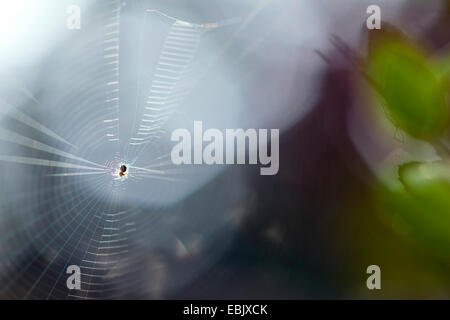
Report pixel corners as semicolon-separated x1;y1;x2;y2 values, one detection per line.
367;33;449;140
381;161;450;263
432;54;450;96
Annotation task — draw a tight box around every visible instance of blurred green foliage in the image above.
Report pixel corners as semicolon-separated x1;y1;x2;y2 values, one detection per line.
381;161;450;264
433;55;450;81
365;31;450;267
366;33;449;140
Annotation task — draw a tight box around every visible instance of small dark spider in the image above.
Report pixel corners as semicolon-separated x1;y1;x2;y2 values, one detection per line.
119;165;127;177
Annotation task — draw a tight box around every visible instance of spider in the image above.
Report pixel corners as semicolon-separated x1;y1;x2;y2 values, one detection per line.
119;164;127;177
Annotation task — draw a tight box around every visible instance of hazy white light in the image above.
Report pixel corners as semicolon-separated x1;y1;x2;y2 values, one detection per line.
0;0;94;71
0;0;49;69
0;1;31;32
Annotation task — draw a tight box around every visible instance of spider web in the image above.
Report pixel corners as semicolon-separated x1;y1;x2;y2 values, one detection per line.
0;0;246;299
